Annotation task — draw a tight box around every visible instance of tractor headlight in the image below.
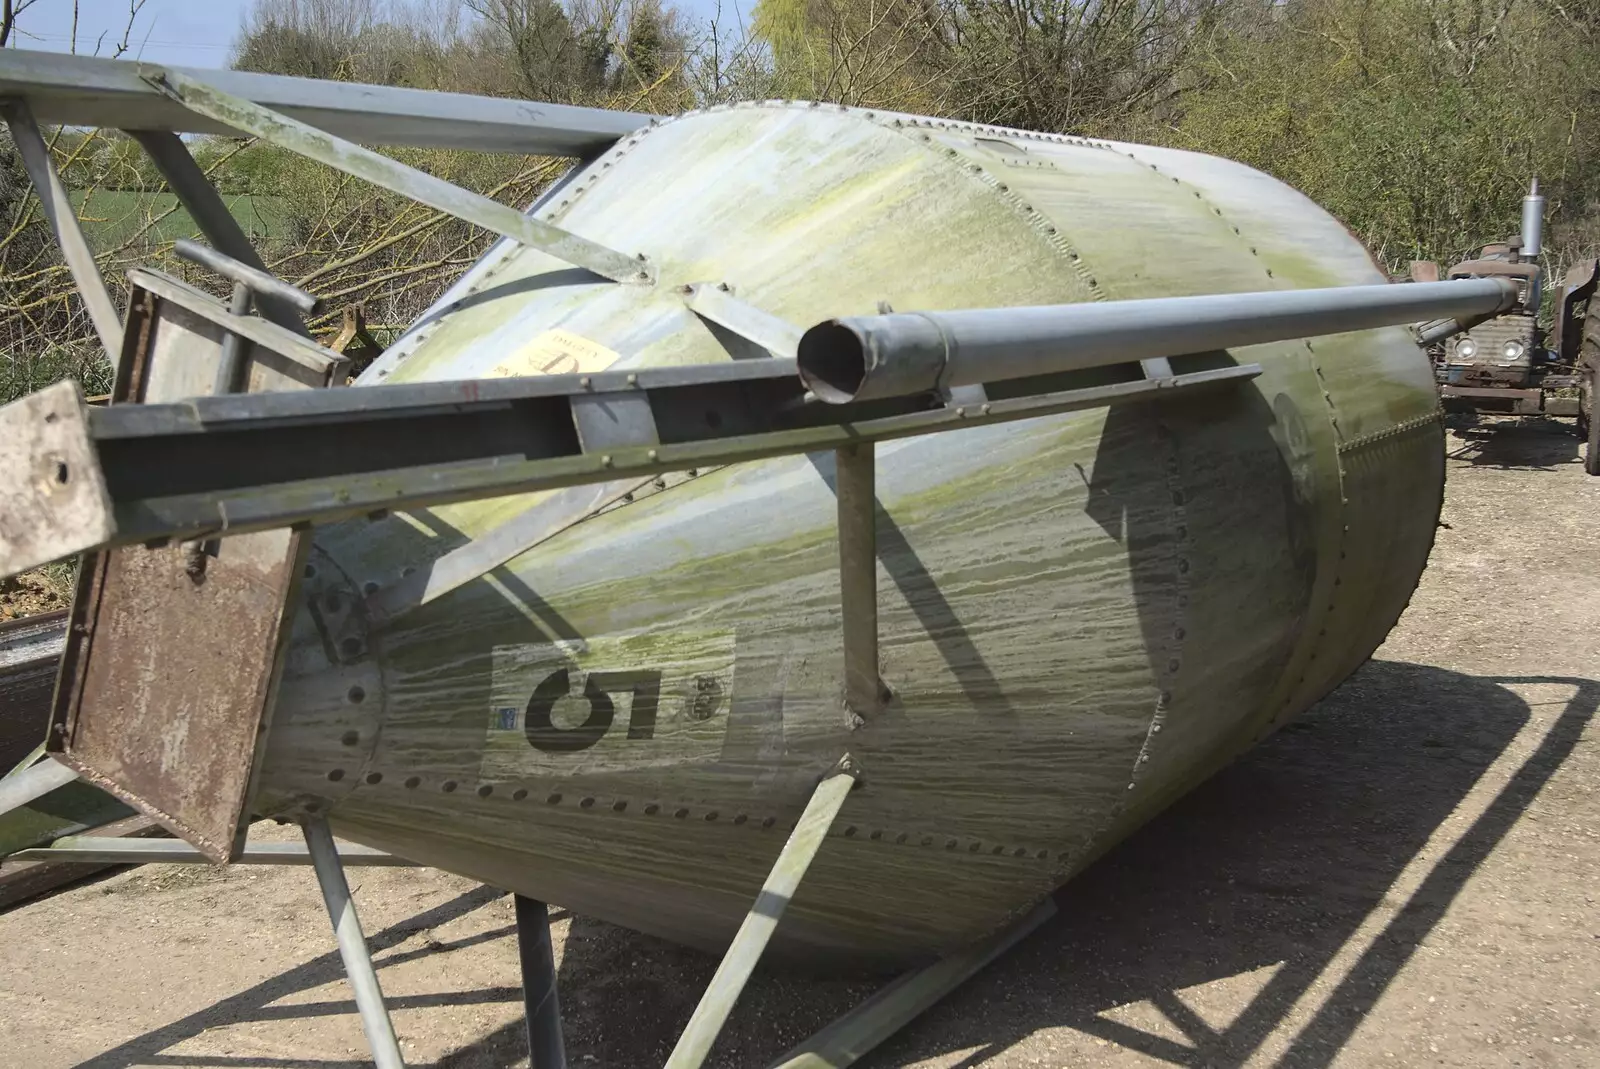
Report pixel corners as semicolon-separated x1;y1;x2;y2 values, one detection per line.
1502;340;1526;362
1456;338;1478;360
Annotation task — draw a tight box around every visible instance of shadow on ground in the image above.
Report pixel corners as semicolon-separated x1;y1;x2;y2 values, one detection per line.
72;661;1596;1069
1444;414;1585;469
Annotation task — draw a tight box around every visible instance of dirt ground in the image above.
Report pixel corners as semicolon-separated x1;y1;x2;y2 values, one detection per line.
1;416;1596;1069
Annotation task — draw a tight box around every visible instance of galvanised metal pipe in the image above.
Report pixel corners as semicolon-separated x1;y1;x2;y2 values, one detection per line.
514;896;568;1069
0;758;76;820
797;277;1518;404
304;818;407;1069
174;238;318;316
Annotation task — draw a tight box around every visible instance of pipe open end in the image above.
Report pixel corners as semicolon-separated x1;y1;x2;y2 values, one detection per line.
797;322;866;404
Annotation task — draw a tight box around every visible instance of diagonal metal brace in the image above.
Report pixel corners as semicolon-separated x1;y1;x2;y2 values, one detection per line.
304;818;406;1068
0;98;124;364
140;67;652;286
663;756;860;1069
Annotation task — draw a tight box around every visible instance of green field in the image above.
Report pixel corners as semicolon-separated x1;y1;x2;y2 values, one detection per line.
68;189;288;248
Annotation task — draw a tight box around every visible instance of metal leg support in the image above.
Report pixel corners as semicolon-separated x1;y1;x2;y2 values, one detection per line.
0;99;124;364
303;818;406;1069
128;129;311;337
768;899;1057;1069
515;895;568;1069
0;757;77;819
663;758;859;1069
835;444;882;717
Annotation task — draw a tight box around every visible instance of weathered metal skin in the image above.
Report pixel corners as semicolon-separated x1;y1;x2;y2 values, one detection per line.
250;102;1443;966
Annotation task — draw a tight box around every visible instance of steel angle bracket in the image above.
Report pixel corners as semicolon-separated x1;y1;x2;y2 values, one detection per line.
684;283;805;358
140;66;652;286
44;272;332;863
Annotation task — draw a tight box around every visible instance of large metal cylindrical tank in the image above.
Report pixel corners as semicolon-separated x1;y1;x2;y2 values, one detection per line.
251;102;1442;965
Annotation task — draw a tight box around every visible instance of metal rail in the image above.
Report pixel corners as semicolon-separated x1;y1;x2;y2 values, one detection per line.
0;49;650;155
145;69;651;285
305;818;407;1069
0;758;76;819
8;835;412;866
797;278;1520;403
0;359;1259;575
665;759;859;1069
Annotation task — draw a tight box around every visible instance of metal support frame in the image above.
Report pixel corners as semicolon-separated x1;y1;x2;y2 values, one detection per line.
835;445;882;716
768;899;1057;1069
685;284;805;358
171;240;320;396
9;834;410;866
664;757;859;1069
515;896;568;1069
129;131;312;336
0;356;1262;576
0;757;77;819
797;278;1521;403
0;98;123;364
142;68;650;286
304;818;407;1069
0;49;649;155
366;478;649;625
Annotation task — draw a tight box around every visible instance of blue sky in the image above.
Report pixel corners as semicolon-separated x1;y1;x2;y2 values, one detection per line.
11;0;751;70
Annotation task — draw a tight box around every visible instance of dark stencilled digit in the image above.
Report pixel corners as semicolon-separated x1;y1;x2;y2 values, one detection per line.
588;670;662;740
525;667;615;753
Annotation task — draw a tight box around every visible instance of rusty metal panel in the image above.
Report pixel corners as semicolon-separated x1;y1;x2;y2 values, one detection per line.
48;279;323;861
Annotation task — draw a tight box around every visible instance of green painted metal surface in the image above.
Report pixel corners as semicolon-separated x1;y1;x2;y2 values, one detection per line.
248;103;1443;966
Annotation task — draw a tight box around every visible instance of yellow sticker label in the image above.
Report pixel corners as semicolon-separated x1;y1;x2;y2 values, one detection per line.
489;328;620;378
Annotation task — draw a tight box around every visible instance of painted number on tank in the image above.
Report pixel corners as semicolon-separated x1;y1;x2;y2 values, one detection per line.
486;631;736;774
523;668;663;752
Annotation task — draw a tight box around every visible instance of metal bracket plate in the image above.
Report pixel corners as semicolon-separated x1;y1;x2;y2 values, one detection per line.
0;381;115;578
46;278;333;862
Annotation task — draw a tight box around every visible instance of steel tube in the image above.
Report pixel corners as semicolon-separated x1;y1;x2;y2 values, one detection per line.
664;762;858;1069
1;100;124;364
214;281;255;395
835;444;881;716
9;836;411;865
304;819;407;1069
175;239;318;316
797;278;1519;403
767;899;1057;1069
514;896;568;1069
0;758;77;819
135;134;311;336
